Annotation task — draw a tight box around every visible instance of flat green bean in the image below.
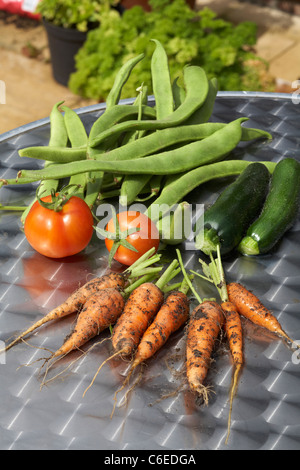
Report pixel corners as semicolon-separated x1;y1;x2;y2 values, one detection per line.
241;126;272;141
105;53;145;110
130;40;173;205
185;77;218;125
90;85;147;206
134;174;164;203
19;121;270;165
18;118;247;182
19;121;221;164
18;146;87;162
89;56;147;202
88;104;156;152
148;174;163;197
172;77;186;110
151;39;173;119
0;176;43;188
93;122;227;163
20;101;68;223
119;174;151;206
90;65;209;148
85;57;148;205
62;105;89;198
118;85;152;206
48;100;68;147
146;159;277;222
62;105;88;147
121;85;149;144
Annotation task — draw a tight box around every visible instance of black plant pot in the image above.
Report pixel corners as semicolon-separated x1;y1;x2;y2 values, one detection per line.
43;3;125;88
43;19;87;87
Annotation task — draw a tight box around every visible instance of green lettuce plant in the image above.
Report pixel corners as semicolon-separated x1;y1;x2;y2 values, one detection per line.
68;0;270;98
36;0;120;32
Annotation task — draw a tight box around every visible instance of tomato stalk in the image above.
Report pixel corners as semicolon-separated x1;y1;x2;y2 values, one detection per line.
94;207;141;267
36;184;82;212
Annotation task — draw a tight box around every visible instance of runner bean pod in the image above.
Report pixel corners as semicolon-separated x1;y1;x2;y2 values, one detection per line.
95;122;231;162
185;77;218;125
118;85;152;206
18;121;271;165
48;100;68;147
172;77;186;110
88;103;156;152
120;84;149;144
17;118;247;182
62;105;88;148
151;39;174;119
20;101;68;223
62;105;89;198
105;53;145;110
120;174;151;206
19;146;87;163
89;65;209;148
85;55;146;207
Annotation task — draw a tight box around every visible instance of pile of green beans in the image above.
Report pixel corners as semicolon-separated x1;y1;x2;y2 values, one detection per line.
1;40;273;241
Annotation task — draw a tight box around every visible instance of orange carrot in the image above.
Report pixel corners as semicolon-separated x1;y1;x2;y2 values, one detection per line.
111;282;165;357
221;300;243;444
111;260;180;357
186;300;224;404
196;246;244;443
108;276;191;415
1;247;162;354
0;272;126;353
48;287;125;362
222;302;243;367
176;249;225;404
227;282;294;344
1;271;126;353
131;289;190;368
82;260;180;398
82;281;164;398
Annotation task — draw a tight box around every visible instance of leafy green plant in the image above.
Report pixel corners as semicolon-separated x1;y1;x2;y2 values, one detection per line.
68;0;270;98
36;0;120;32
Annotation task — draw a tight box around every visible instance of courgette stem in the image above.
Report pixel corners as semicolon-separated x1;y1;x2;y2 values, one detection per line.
199;227;220;256
238;235;260;255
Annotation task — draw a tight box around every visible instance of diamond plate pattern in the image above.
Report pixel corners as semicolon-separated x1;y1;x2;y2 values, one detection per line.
0;93;299;450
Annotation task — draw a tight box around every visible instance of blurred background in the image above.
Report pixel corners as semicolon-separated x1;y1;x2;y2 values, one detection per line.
0;0;299;134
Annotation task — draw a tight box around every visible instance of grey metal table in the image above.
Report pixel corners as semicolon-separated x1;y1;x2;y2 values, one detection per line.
0;92;299;450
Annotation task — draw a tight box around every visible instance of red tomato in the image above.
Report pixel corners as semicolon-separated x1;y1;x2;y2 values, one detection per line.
104;211;160;266
24;194;94;258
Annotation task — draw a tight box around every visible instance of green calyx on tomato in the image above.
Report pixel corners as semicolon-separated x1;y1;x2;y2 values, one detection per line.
95;209;160;267
36;184;81;212
95;212;140;267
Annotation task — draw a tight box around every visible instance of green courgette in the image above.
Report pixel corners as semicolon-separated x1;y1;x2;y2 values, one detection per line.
238;157;300;255
194;162;271;256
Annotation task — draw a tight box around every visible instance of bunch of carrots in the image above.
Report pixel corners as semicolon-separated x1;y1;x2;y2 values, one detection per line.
185;246;296;443
0;246;296;445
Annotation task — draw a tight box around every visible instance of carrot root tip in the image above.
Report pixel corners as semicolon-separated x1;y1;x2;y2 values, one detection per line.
110;366;143;419
225;363;242;445
193;384;213;406
83;347;128;399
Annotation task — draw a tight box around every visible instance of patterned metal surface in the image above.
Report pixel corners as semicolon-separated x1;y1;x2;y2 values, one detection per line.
0;92;299;450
